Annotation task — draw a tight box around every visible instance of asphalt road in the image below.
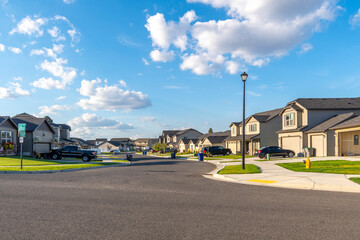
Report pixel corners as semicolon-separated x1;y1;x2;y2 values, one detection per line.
0;154;360;240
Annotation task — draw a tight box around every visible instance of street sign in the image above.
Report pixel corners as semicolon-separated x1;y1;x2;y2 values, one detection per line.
18;123;26;131
19;137;24;143
20;131;26;137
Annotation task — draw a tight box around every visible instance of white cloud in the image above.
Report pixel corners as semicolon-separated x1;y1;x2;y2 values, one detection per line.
77;78;151;111
119;80;127;88
142;57;149;65
0;43;4;52
31;57;77;89
48;26;60;37
150;49;174;62
146;0;339;74
1;0;8;6
38;104;69;116
30;44;64;58
68;113;134;130
56;96;66;100
0;82;30;99
63;0;75;4
30;49;45;56
8;47;22;54
225;61;240;74
298;43;314;54
13;76;23;81
10;16;46;36
350;9;360;28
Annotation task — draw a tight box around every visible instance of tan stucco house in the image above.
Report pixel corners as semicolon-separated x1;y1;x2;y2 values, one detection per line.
225;109;282;155
277;98;360;156
159;129;203;149
331;115;360;156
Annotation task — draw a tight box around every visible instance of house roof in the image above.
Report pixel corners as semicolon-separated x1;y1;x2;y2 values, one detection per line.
180;138;199;145
51;123;71;131
225;134;260;141
174;128;202;136
330;115;360;130
70;137;95;147
306;113;357;133
287;98;360;110
12;113;54;133
0;116;17;129
110;138;131;142
162;130;181;137
206;135;228;144
96;138;108;141
230;108;282;127
276;126;309;134
108;141;124;147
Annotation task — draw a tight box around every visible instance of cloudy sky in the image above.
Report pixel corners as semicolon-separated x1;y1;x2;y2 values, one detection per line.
1;0;360;140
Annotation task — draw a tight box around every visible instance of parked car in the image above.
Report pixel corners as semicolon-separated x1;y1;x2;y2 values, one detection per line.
164;148;176;153
255;146;295;158
50;145;98;162
201;146;231;156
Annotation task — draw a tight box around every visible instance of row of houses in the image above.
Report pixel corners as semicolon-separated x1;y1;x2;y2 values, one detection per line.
158;98;360;157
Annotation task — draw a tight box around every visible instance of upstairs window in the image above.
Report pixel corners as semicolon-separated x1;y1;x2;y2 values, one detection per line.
249;124;257;132
354;135;359;145
285;113;295;126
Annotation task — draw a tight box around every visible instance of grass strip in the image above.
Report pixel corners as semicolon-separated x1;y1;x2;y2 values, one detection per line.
0;163;118;171
349;178;360;185
218;164;261;174
0;157;86;166
220;160;242;163
277;160;360;174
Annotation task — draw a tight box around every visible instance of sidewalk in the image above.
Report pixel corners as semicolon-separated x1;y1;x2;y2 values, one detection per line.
206;156;360;193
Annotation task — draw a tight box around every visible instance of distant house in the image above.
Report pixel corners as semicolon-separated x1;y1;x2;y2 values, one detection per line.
197;131;230;150
225;108;282;155
50;123;72;148
110;138;135;151
159;129;203;149
97;141;123;152
0;116;18;156
178;138;199;153
134;138;159;150
95;138;107;146
70;137;96;149
12;113;55;156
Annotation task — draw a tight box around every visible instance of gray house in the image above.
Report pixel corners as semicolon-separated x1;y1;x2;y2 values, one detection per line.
12;113;55;156
0;116;18;155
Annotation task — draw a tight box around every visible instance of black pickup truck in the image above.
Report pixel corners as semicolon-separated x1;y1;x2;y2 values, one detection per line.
50;145;97;162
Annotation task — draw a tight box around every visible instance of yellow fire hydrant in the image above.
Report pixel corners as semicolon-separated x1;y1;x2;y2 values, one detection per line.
305;157;311;169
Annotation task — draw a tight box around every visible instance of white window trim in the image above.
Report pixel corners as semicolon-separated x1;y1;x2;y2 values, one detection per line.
284;113;295;126
1;131;12;143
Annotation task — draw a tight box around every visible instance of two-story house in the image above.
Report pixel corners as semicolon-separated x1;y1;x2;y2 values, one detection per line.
225;109;282;155
0;116;18;156
50;123;72;148
159;129;203;149
277;98;360;156
12;113;55;156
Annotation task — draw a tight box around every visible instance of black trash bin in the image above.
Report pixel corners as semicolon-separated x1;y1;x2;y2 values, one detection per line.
126;154;133;161
170;152;176;159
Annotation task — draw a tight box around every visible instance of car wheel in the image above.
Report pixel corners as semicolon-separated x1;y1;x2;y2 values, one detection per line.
259;154;264;159
82;155;90;162
52;153;59;160
226;151;230;155
288;152;294;158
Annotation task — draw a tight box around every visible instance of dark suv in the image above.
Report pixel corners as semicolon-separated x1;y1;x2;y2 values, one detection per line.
201;146;231;156
255;146;295;158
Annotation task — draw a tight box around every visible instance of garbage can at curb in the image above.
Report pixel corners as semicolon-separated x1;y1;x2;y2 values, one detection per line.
126;154;132;161
142;151;147;155
198;153;204;161
171;152;176;159
266;153;270;160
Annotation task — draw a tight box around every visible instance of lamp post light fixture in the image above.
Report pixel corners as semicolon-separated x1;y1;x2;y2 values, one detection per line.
241;71;248;170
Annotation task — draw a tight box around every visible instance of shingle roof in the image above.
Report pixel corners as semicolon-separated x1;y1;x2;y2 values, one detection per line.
225;134;260;141
180;138;199;145
12;113;53;132
70;137;95;147
251;108;283;122
51;123;71;131
306;113;357;133
0;116;17;128
162;130;181;137
206;135;228;144
110;138;130;142
175;128;202;136
293;98;360;110
330;115;360;130
108;141;124;147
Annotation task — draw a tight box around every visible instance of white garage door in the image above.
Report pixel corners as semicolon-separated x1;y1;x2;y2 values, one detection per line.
311;135;325;156
34;143;50;154
281;137;301;155
228;142;237;154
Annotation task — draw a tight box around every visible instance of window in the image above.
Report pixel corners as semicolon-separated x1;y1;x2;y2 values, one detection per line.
355;135;359;145
285;113;295;126
249;124;257;132
232;127;236;135
1;131;12;143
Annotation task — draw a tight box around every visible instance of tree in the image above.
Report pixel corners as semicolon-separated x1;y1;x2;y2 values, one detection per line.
45;116;53;123
208;128;213;134
153;143;167;153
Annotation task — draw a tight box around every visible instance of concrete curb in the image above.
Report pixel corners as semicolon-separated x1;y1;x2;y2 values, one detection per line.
0;163;130;174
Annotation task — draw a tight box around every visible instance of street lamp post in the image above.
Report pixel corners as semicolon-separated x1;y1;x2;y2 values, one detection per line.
241;71;248;170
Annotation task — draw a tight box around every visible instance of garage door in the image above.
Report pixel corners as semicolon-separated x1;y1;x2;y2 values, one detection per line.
34;143;50;154
228;142;237;154
311;135;324;156
281;137;301;155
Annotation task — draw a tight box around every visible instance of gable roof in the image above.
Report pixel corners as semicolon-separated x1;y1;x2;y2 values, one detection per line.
51;123;71;131
179;138;199;145
12;113;54;133
0;116;18;129
288;98;360;110
206;135;228;144
306;113;357;133
250;108;283;123
70;137;95;147
330;115;360;130
110;138;131;142
162;130;181;137
174;128;203;136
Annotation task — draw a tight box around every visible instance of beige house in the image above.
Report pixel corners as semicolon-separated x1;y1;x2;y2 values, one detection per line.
178;138;199;153
277;98;360;156
159;129;203;149
196;131;230;150
332;115;360;156
97;141;122;152
225;109;282;155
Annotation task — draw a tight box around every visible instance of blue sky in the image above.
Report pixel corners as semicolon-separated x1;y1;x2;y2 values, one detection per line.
1;0;360;140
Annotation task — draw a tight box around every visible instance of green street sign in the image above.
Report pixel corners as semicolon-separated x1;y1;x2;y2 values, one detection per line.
18;123;26;131
20;131;26;137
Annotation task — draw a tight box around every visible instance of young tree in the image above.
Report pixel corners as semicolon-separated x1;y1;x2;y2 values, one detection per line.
45;116;53;123
208;128;213;134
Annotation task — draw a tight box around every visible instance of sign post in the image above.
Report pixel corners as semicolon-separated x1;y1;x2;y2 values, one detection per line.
18;124;26;170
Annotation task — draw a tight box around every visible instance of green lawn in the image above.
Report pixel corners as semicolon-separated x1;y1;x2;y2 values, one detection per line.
111;160;130;163
277;160;360;174
0;156;84;166
204;155;254;160
0;162;118;171
220;160;242;163
218;164;261;174
349;178;360;185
